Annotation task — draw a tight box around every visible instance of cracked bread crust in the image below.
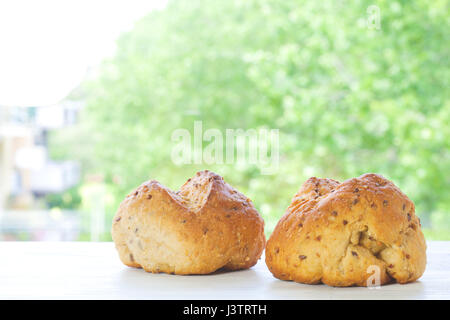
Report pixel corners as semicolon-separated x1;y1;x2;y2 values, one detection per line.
265;173;427;287
112;170;265;275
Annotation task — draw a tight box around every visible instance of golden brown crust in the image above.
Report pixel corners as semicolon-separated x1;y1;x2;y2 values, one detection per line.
265;173;427;287
112;170;265;275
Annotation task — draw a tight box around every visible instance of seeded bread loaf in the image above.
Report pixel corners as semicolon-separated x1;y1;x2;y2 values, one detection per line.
265;173;426;287
112;170;265;274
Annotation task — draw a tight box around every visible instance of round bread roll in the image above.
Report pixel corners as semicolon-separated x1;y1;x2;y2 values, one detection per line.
266;173;426;287
112;170;265;274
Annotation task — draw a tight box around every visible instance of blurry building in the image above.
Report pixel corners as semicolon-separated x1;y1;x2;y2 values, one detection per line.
0;102;82;240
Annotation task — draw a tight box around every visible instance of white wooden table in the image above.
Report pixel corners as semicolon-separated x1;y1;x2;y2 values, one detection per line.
0;241;448;300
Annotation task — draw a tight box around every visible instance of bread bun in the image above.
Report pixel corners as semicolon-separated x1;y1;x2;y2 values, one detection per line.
266;173;426;287
112;170;265;274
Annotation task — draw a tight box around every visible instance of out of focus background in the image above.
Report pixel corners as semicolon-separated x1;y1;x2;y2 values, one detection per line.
0;0;448;241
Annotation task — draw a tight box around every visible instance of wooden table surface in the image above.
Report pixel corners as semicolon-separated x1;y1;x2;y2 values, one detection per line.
0;241;448;300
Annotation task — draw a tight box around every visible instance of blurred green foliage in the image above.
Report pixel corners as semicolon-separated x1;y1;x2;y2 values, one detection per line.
49;0;450;239
45;186;82;210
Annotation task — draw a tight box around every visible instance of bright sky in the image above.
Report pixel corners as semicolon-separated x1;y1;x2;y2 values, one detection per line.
0;0;167;106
